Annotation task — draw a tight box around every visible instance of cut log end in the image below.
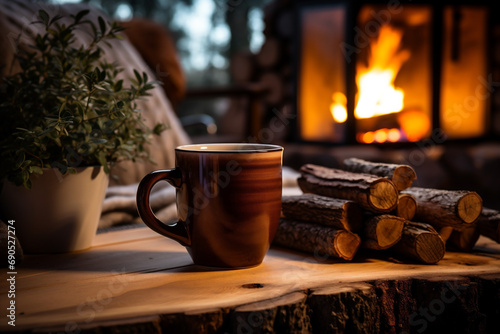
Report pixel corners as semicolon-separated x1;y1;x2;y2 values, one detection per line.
273;219;361;261
376;217;405;248
415;232;446;264
336;231;362;261
395;194;417;221
363;215;405;250
392;222;445;264
392;166;417;191
368;180;398;212
457;192;483;224
402;187;484;229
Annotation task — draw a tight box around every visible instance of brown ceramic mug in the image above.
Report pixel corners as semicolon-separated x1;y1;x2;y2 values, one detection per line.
136;143;283;268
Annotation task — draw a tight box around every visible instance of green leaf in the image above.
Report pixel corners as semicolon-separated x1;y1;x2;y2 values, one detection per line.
25;178;32;190
91;138;107;144
29;166;43;175
153;123;166;135
133;69;142;84
93;67;101;81
98;16;106;35
38;10;49;26
89;21;97;38
94;99;108;105
14;151;26;169
99;69;106;81
114;79;123;92
49;14;64;26
97;151;108;170
73;10;90;23
76;103;85;117
143;83;155;91
53;136;62;147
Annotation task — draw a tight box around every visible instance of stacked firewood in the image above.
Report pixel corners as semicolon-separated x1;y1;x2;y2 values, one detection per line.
273;158;500;264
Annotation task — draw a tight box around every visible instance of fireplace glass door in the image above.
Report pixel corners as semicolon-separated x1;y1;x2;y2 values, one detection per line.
297;2;489;144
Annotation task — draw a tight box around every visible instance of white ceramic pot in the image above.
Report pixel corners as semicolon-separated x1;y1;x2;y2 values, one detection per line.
0;166;109;253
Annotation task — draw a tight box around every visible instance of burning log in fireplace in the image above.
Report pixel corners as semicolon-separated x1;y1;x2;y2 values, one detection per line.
294;2;495;144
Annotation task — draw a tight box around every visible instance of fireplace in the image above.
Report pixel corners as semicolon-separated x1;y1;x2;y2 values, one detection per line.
294;0;499;145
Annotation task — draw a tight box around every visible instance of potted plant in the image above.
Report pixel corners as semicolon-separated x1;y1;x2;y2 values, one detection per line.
0;9;164;253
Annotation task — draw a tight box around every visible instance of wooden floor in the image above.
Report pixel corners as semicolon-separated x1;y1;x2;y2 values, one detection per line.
2;225;500;333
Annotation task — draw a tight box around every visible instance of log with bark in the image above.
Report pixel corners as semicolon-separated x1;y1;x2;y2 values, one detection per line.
373;279;414;334
281;194;363;232
412;276;491;334
162;309;227;334
273;218;361;261
343;157;417;191
362;215;406;250
447;225;480;252
230;292;311;333
476;207;500;243
391;221;445;264
308;283;380;333
438;226;455;243
401;187;483;230
392;193;417;221
298;164;399;213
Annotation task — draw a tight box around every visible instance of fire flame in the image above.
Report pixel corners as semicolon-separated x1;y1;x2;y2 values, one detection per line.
354;25;410;119
330;92;348;123
330;24;430;143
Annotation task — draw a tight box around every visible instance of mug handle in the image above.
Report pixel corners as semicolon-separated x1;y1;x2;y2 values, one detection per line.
136;169;191;246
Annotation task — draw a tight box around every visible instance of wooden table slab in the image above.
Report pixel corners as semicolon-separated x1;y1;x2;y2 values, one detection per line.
2;226;500;333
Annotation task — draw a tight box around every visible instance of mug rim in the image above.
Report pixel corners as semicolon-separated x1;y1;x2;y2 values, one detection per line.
176;143;283;153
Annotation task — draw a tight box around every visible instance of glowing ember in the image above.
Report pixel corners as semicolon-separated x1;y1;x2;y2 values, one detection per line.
398;110;431;142
354;25;410;119
330;92;348;123
387;128;401;142
357;128;402;144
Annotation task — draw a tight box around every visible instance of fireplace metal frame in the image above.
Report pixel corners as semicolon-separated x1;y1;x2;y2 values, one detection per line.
291;0;500;146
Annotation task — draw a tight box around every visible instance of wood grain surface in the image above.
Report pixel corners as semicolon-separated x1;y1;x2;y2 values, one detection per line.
2;226;499;333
